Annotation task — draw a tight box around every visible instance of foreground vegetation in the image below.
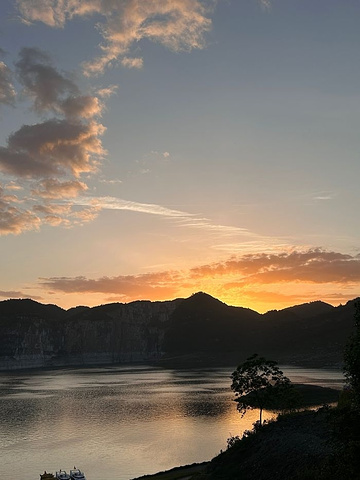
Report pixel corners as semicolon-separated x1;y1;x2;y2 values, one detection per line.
134;463;209;480
202;403;360;480
133;301;360;480
197;301;360;479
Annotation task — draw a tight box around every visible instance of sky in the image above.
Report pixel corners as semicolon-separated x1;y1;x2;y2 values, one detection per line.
1;0;360;313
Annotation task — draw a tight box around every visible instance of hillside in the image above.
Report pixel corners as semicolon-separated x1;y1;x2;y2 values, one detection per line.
163;293;356;366
0;293;357;370
163;292;261;353
199;402;360;480
206;409;334;480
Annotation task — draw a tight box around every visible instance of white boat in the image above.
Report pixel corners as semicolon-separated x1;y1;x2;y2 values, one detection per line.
69;468;86;480
56;470;71;480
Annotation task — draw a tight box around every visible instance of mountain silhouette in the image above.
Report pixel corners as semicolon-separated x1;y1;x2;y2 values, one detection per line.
0;293;357;369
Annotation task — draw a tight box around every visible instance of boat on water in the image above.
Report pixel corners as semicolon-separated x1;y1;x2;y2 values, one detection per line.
40;469;84;480
56;470;71;480
69;468;86;480
40;473;56;480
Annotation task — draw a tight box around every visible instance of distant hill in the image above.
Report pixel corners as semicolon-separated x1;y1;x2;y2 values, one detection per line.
0;298;65;319
163;293;357;367
163;292;261;353
264;300;334;321
0;293;357;370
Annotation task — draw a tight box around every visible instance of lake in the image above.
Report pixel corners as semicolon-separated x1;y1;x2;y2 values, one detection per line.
0;365;344;480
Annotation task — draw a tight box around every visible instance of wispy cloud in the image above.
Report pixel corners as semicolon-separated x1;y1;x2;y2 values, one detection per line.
4;182;24;191
76;195;197;218
211;242;298;254
96;85;118;98
0;59;16;106
32;203;72;216
74;194;254;238
31;201;100;227
0;183;41;235
40;271;181;302
312;190;335;201
31;178;88;199
71;206;101;224
260;0;272;11
99;177;122;185
121;56;143;69
313;195;333;201
0;290;41;300
16;0;214;75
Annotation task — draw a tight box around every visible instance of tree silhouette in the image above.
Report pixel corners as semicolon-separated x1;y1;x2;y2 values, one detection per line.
344;300;360;407
231;354;295;425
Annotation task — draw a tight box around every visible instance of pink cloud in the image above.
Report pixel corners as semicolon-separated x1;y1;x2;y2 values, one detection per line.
39;249;360;304
16;0;213;75
0;184;40;234
31;178;88;199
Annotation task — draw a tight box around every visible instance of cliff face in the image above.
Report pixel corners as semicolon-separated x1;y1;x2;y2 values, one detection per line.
0;298;181;370
0;293;357;371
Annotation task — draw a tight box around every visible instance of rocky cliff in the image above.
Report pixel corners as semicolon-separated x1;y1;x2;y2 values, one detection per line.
0;293;357;370
0;298;181;370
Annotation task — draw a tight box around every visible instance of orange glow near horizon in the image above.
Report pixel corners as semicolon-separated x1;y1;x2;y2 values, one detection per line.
28;248;360;312
24;277;358;314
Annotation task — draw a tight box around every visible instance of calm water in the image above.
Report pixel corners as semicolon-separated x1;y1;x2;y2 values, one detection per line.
0;365;344;480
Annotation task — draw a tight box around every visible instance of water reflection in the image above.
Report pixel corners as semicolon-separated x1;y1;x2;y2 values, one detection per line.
0;365;343;480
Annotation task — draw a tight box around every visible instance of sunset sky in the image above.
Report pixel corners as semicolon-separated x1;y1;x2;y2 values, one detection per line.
1;0;360;313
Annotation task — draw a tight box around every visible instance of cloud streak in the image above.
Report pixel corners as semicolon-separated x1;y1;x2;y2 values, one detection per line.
40;271;181;302
74;194;254;237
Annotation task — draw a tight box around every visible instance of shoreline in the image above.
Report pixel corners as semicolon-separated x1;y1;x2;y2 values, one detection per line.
132;462;209;480
0;350;345;373
130;383;341;480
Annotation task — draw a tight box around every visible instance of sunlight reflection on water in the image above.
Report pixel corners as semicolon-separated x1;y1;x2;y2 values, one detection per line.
0;365;343;480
